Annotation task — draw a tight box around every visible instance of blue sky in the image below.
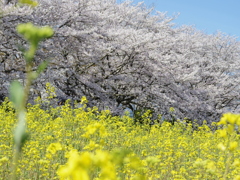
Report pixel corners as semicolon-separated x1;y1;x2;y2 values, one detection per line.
118;0;240;40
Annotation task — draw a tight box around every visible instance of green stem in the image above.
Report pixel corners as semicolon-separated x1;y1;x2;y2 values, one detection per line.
23;63;34;107
223;151;231;180
11;46;35;180
11;149;20;180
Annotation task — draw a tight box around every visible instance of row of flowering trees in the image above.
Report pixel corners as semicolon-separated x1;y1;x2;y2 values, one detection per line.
1;0;240;123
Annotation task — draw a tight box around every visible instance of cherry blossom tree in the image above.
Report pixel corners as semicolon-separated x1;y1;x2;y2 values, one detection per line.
1;0;240;123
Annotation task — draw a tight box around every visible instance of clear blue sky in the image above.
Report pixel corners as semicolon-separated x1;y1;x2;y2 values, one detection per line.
118;0;240;40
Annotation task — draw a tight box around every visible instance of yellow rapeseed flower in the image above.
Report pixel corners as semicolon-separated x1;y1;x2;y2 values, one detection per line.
0;156;9;166
83;140;100;151
169;107;175;112
234;175;240;180
47;142;62;154
206;161;216;174
217;143;226;151
233;159;240;167
218;129;227;138
219;113;240;125
229;141;238;151
58;150;92;180
80;96;88;104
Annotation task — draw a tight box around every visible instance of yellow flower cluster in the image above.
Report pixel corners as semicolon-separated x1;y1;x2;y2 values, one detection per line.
1;97;240;179
58;149;118;180
45;82;57;99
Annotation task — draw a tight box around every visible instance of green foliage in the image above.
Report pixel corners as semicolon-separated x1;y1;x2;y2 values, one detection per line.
17;23;53;62
17;23;53;44
10;81;24;111
37;60;49;74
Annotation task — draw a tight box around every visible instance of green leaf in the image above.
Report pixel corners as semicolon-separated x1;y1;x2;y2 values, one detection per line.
37;60;49;74
15;130;30;152
10;81;24;110
14;111;29;152
17;23;54;44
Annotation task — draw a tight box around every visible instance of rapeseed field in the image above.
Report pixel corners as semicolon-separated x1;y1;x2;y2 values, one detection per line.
1;97;240;180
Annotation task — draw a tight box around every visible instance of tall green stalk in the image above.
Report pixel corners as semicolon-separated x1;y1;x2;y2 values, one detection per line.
10;22;53;180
